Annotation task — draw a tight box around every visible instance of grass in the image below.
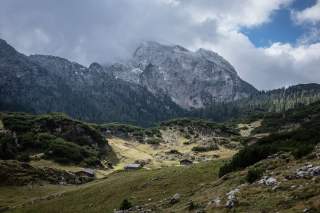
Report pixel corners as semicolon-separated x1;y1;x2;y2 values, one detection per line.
238;120;262;137
9;160;224;213
30;159;114;179
187;154;320;213
0;184;78;209
3;153;320;213
108;134;237;170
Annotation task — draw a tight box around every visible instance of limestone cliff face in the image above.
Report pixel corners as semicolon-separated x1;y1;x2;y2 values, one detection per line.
110;41;257;109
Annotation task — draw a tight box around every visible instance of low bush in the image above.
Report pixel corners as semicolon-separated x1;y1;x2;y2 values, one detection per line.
292;144;314;159
166;149;182;155
45;138;94;164
119;199;132;210
219;144;274;177
246;167;264;183
188;201;200;210
145;138;162;145
0;134;18;160
17;153;31;162
192;144;219;152
219;125;319;177
0;112;108;166
2;113;34;132
84;156;101;167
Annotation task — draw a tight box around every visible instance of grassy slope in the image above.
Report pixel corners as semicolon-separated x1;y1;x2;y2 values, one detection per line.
7;155;320;213
3;104;320;212
8;161;223;213
0;184;79;210
108;135;236;170
192;155;320;213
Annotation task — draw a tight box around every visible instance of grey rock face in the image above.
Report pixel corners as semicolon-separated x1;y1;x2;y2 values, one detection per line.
109;41;257;109
0;38;256;125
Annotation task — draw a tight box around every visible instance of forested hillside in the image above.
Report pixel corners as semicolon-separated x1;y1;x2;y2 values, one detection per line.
191;83;320;122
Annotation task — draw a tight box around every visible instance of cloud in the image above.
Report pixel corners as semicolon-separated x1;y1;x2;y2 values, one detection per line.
0;0;319;90
292;0;320;24
298;27;320;44
177;0;293;29
191;29;320;90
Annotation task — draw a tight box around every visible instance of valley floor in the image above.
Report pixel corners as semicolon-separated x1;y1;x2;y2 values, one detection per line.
2;160;223;213
2;153;320;213
108;137;236;170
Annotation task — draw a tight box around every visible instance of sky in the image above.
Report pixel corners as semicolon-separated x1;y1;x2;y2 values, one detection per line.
0;0;319;90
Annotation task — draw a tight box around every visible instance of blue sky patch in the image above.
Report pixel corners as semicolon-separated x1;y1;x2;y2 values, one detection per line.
241;0;317;47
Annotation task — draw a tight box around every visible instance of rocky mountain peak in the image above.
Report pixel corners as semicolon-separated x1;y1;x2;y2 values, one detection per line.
110;41;258;109
195;48;237;74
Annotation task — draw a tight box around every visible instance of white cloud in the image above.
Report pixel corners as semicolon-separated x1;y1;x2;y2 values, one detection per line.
293;0;320;24
179;0;293;29
190;28;320;90
156;0;180;6
0;0;319;90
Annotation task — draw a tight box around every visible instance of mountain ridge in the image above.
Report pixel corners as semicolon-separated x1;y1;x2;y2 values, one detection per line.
0;39;184;126
1;38;320;126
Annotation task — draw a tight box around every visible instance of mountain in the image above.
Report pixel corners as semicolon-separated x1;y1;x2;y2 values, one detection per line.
108;41;258;109
1;38;320;127
0;39;183;126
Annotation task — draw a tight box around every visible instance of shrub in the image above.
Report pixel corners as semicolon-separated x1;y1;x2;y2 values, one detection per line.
292;145;314;159
17;153;31;162
219;144;275;177
45;138;86;164
84;156;101;167
145;138;162;145
185;134;191;139
188;201;200;210
166;149;182;155
2;113;34;132
219;124;320;177
0;134;18;160
192;144;219;152
119;199;132;210
246;167;264;183
18;132;37;149
36;133;56;149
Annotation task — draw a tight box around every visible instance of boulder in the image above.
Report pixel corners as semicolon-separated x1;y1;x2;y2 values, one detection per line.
295;164;320;179
258;176;278;187
225;188;239;208
170;193;181;204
